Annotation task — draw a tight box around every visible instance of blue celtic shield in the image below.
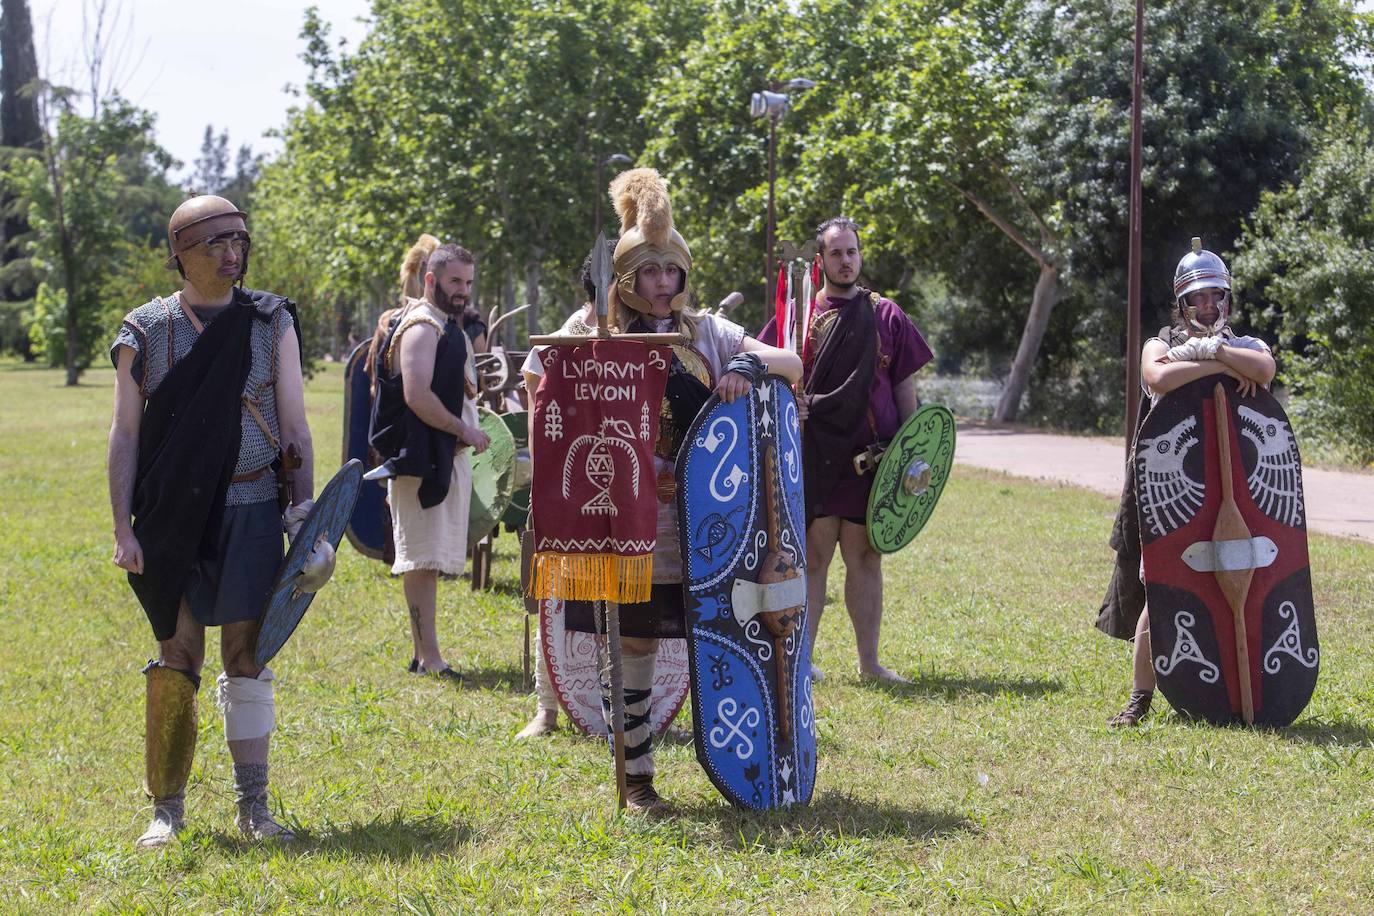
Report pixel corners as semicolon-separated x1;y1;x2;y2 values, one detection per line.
676;376;816;809
254;459;364;667
342;341;389;560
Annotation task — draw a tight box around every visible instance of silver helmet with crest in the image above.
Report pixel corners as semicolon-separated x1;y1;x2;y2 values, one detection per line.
1173;237;1232;335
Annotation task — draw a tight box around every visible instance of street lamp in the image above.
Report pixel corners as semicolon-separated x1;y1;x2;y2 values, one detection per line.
750;78;815;303
595;153;634;239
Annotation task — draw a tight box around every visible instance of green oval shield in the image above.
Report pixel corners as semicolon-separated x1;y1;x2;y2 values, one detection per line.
468;407;517;550
500;410;531;528
866;403;956;554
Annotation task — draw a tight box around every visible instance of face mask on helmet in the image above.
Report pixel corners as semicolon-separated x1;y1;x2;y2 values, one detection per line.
1181;288;1230;335
165;196;250;298
177;231;250;300
618;252;690;315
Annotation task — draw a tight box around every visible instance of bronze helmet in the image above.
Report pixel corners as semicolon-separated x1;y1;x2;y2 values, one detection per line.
164;195;250;276
607;169;693;315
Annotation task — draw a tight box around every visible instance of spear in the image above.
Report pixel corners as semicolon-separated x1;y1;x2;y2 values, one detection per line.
1124;0;1145;445
590;234;629;808
778;239;818;433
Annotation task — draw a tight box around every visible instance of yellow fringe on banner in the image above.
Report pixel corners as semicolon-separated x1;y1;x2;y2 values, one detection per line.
528;552;655;604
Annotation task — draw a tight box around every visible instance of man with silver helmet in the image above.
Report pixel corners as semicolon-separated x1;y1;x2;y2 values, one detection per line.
107;195;316;846
1098;237;1275;727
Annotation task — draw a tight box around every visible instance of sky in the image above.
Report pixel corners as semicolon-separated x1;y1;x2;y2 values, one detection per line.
28;0;373;181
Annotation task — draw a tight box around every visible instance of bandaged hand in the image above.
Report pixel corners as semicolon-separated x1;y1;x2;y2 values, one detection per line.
1165;339;1200;362
1195;335;1224;360
283;499;314;541
1165;336;1222;363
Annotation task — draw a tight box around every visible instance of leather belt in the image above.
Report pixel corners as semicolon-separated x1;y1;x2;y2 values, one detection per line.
231;465;273;484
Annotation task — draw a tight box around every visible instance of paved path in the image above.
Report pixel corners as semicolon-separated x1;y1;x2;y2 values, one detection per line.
955;423;1374;543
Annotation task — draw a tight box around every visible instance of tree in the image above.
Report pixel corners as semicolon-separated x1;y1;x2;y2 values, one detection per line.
250;0;708;355
1;0;43;354
192;125;229;194
648;0;1371;426
1235;112;1374;462
996;0;1374;427
191;124;259;206
2;89;172;383
639;0;796;325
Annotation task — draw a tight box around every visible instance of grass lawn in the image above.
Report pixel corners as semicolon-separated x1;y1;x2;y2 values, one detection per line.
2;361;1372;913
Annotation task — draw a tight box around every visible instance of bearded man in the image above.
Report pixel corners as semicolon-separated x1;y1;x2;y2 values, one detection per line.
762;217;932;683
368;243;490;680
108;195;315;848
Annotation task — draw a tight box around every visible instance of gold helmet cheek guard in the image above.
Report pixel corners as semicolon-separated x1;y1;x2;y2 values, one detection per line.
609;273;693;315
610;241;693;315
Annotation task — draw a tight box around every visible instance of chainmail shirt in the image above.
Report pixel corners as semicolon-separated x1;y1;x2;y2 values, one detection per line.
111;293;290;506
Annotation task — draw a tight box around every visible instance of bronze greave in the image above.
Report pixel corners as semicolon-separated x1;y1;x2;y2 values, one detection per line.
144;663;199;799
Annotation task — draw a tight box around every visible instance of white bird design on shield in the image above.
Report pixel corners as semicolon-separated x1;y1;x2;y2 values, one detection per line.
563;417;641;516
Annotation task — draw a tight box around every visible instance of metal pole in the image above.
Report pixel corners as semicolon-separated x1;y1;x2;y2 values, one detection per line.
594;157;603;240
604;600;628;807
766;115;778;305
1125;0;1145;447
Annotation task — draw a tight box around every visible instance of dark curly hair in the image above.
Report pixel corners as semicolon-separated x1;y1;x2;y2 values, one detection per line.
815;216;862;249
580;236;619;300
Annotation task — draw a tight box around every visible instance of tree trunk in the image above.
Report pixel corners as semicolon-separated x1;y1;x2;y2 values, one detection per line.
524;259;541;345
0;0;41;150
63;262;80;385
332;292;345;360
502;264;516;350
994;261;1060;422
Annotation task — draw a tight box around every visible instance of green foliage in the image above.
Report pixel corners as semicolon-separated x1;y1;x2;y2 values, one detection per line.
644;0;1373;428
1010;0;1373;430
1236;112;1374;464
640;0;794;323
1;92;176;381
11;0;1370;420
252;0;709;352
0;298;32;358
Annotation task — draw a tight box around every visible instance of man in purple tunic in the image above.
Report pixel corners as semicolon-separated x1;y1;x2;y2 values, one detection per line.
761;217;932;682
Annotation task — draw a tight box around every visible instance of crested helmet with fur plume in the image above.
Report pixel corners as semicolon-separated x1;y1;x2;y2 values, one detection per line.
609;168;693;315
399;233;441;302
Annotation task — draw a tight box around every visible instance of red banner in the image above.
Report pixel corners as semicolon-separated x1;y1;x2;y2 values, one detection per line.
529;339;671;603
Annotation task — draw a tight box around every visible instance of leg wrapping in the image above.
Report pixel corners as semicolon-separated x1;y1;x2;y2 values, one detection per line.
232;761;294;840
602;651;656;777
534;622;558;711
216;667;276;741
143;661;199;799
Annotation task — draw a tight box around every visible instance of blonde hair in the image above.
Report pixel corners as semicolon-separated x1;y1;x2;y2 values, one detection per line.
398;233;441;302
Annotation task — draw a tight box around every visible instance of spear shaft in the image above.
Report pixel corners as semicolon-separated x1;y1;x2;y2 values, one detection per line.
1125;0;1145;445
590;233;629;807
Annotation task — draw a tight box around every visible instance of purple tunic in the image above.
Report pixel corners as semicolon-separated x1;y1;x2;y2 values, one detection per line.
808;291;932;519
